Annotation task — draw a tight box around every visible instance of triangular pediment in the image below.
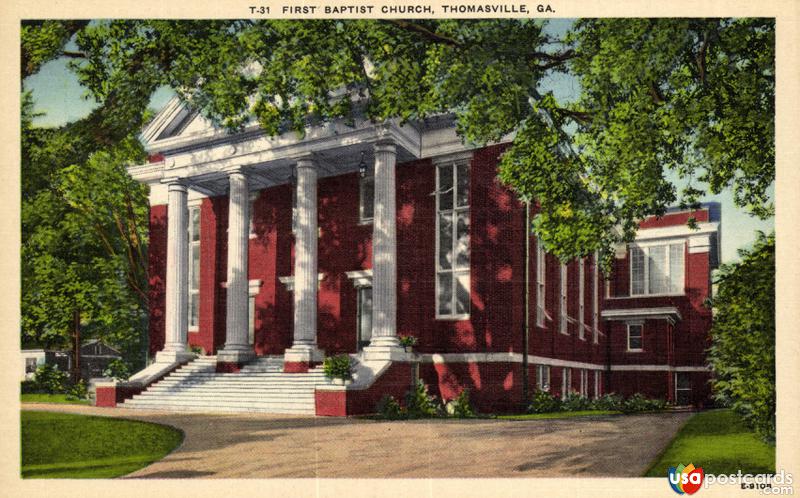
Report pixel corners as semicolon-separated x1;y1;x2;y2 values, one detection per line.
140;96;219;151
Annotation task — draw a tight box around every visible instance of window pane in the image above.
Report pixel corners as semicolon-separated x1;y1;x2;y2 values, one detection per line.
437;273;453;315
438;213;453;269
676;372;691;390
631;247;645;295
360;177;374;220
455;272;470;315
191;245;200;288
455;211;470;268
189;294;199;328
456;162;469;207
359;287;373;343
629;325;642;349
191;207;200;241
670;243;684;293
648;245;669;294
248;296;255;345
438;164;453;210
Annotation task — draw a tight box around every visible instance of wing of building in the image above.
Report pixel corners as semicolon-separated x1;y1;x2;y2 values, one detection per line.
95;97;720;415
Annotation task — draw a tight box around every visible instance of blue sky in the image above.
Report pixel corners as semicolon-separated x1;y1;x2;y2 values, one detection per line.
22;22;773;264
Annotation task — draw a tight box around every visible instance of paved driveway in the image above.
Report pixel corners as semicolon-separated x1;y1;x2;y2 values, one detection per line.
21;403;690;478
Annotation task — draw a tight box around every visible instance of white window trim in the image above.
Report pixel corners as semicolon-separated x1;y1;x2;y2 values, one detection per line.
559;263;568;335
536;240;546;328
561;367;572;398
675;372;692;404
629;240;686;297
627;322;644;352
187;202;201;332
435;159;470;321
578;258;585;340
580;369;588;396
592;252;600;344
248;280;262;346
536;364;550;391
594;370;602;399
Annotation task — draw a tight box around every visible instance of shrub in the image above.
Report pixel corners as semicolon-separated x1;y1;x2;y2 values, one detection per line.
66;379;88;400
21;380;39;394
622;393;667;413
376;395;405;420
591;393;624;411
103;359;131;381
445;389;476;418
398;335;418;349
33;364;69;394
528;389;562;413
561;392;592;411
190;345;204;355
322;354;355;381
405;380;443;418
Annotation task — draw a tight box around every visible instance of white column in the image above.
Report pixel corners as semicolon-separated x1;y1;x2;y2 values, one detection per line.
218;169;256;363
284;156;324;364
157;181;195;363
364;140;405;360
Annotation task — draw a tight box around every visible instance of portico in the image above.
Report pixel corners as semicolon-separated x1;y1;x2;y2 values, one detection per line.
135;101;429;372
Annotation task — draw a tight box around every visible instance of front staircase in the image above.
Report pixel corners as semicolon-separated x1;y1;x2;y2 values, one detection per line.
120;356;330;414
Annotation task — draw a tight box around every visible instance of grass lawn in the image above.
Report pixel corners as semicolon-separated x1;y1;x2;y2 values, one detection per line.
21;394;90;405
497;410;621;420
21;411;183;478
645;409;775;477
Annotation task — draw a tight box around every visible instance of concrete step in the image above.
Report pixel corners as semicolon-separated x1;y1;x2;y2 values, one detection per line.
125;397;314;410
121;403;315;414
131;394;315;404
146;386;318;394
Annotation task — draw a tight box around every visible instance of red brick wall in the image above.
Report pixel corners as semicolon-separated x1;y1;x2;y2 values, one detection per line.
419;361;524;414
148;205;167;357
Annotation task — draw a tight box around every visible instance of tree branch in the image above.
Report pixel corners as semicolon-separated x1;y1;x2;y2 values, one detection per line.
382;20;462;47
61;50;87;59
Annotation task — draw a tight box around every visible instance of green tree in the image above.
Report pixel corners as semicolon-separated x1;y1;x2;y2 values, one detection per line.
28;18;770;262
21;91;150;369
707;232;775;441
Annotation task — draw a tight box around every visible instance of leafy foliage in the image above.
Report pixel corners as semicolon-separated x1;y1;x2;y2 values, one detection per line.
32;364;69;394
621;393;667;413
528;389;562;413
322;354;355;380
103;359;132;381
405;380;444;418
22;19;773;264
590;393;624;411
445;389;477;418
398;335;418;349
376;395;405;420
561;392;592;411
66;379;89;401
707;232;775;441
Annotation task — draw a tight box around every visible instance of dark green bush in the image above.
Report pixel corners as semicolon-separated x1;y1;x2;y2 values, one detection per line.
66;379;88;400
561;392;592;411
405;380;443;418
376;395;405;420
621;393;667;413
33;364;69;394
398;335;418;349
103;358;131;381
591;393;624;411
446;389;476;418
21;380;39;394
322;354;355;381
528;389;562;413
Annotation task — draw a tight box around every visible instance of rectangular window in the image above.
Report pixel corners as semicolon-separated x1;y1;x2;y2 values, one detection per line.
25;358;38;373
436;161;470;318
188;205;201;330
248;295;255;346
560;263;568;334
536;364;550;392
536;240;546;328
627;323;643;351
562;367;572;398
578;258;585;340
593;252;600;344
580;369;588;396
630;242;685;296
291;179;298;234
359;174;374;223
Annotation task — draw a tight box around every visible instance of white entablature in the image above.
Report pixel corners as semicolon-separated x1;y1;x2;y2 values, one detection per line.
129;96;475;201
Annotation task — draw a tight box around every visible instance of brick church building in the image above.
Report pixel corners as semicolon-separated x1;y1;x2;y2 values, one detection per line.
96;97;719;415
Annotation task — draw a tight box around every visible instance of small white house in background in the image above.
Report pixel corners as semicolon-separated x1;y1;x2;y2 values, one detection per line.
20;349;71;381
20;340;122;382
